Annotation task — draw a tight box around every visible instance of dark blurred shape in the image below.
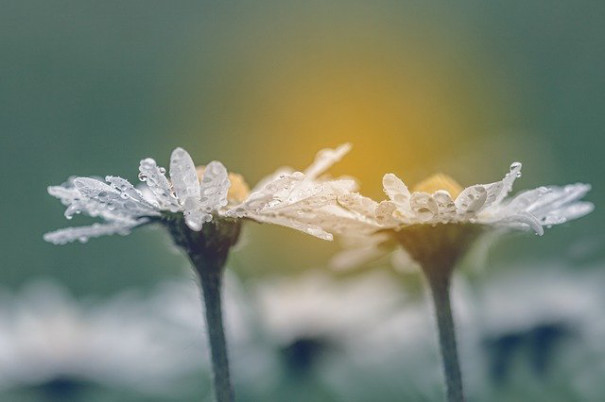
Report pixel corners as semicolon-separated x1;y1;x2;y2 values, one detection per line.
484;322;575;385
28;375;97;401
280;336;331;375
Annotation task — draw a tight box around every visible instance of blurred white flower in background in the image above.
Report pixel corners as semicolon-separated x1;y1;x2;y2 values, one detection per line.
347;262;605;401
0;280;209;395
252;270;405;347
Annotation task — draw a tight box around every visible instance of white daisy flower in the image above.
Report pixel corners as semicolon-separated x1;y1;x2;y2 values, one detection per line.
44;144;357;245
333;162;593;270
329;162;592;402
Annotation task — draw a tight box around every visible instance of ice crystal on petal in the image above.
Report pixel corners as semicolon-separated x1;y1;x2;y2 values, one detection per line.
138;158;180;211
43;222;139;245
170;148;202;204
170;148;207;231
383;173;411;207
455;185;488;215
199;161;230;212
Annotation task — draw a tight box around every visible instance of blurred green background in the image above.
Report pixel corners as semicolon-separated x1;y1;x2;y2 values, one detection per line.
1;1;603;401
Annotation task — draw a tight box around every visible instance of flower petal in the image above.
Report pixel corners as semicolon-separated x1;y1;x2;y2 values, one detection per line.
410;192;439;222
71;177;159;221
199;161;230;212
170;148;207;230
492;162;523;206
455;185;488;215
382;173;411;207
138;158;180;211
303;143;352;180
43;221;142;245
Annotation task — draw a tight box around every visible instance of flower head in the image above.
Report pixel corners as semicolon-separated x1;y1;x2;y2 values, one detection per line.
333;162;593;272
44;145;356;245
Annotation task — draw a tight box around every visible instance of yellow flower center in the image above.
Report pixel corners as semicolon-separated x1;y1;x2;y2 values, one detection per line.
412;173;463;198
196;166;250;203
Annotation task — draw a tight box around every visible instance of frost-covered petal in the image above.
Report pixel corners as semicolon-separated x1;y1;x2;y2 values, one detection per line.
382;173;411;207
199;161;230;212
170;148;207;230
543;201;594;222
43;221;142;245
433;190;457;222
105;176;157;209
490;211;544;235
455;185;488;215
138;158;180;211
409;192;438;222
337;193;379;219
303;143;351;180
72;177;159;220
170;148;201;202
525;184;592;217
491;161;523;206
375;201;401;226
48;181;80;206
246;213;333;240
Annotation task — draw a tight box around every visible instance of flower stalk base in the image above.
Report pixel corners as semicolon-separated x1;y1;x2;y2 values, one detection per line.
426;271;465;402
167;215;241;402
393;224;479;402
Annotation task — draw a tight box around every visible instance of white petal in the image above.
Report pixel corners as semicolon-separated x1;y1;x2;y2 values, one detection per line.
303;143;351;180
375;200;401;226
492;161;523;205
526;184;592;216
73;177;158;220
433;190;457;222
455;185;488;215
382;173;411;207
43;221;141;245
543;201;594;222
410;192;439;222
199;161;230;212
247;213;333;240
138;158;180;211
105;176;157;209
170;148;206;231
169;148;201;202
48;181;80;206
337;193;379;218
493;212;544;235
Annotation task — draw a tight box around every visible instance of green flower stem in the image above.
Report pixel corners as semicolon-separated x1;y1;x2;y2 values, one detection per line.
196;259;234;402
166;215;242;402
393;224;480;402
425;270;465;402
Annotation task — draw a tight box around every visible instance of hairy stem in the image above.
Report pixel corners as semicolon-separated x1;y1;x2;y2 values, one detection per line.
425;272;465;402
